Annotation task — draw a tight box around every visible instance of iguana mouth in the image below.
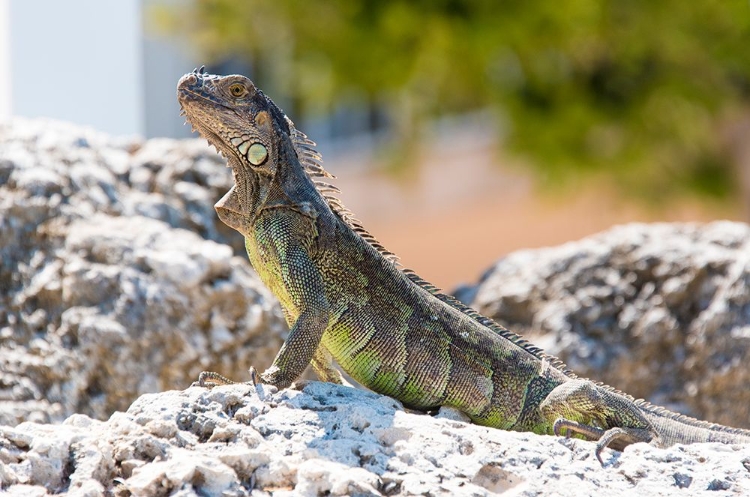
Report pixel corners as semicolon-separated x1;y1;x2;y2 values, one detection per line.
177;71;243;165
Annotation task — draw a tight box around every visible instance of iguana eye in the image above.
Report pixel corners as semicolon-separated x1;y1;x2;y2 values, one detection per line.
246;143;268;165
229;83;247;97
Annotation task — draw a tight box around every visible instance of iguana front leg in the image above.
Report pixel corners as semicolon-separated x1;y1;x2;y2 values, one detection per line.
540;380;657;463
252;211;332;389
198;208;331;390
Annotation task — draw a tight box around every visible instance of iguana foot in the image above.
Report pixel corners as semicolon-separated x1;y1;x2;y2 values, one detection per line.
593;426;653;463
553;418;605;440
193;367;267;401
553;418;652;464
542;380;657;464
259;365;295;390
194;371;239;388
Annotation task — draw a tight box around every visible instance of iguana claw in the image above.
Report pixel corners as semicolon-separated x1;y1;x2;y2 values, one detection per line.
194;367;267;401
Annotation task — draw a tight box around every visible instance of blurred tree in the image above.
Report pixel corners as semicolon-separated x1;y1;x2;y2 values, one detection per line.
156;0;750;206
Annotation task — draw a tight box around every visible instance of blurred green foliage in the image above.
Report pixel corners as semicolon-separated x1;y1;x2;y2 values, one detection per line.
159;0;750;202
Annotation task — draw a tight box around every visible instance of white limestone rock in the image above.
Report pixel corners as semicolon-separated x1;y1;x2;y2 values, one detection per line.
0;118;286;426
1;383;748;496
466;221;750;430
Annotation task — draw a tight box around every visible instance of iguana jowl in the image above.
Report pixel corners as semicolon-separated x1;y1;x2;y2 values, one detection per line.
177;68;750;461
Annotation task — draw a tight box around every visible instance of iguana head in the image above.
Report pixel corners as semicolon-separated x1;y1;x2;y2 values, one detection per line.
177;67;295;231
178;68;401;265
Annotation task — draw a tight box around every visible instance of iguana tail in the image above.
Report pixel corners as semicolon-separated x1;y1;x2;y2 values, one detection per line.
640;402;750;447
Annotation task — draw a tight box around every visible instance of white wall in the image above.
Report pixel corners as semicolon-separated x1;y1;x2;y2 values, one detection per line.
142;9;199;139
0;0;11;119
7;0;143;136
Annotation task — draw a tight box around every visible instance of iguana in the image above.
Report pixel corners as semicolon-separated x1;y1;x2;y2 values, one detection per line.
177;67;750;463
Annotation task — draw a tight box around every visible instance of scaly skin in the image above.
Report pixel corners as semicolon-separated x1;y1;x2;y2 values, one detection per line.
177;68;750;462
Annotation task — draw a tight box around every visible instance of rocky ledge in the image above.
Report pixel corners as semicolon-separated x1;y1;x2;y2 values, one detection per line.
2;382;750;496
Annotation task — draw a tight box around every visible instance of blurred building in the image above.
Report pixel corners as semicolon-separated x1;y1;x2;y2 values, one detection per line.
0;0;389;163
0;0;200;138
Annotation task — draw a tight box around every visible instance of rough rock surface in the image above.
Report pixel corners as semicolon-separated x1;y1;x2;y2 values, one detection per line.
0;118;286;425
2;382;749;496
465;222;750;429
